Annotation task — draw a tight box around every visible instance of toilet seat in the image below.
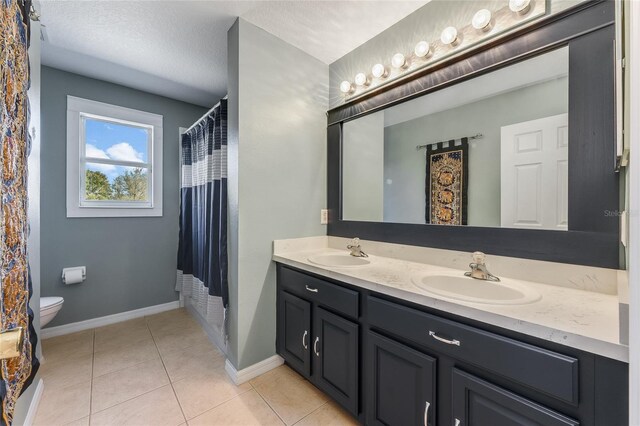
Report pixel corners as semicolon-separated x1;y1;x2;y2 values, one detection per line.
41;296;64;312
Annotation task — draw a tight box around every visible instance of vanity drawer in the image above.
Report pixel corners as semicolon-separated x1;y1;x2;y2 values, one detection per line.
367;296;578;404
279;267;359;318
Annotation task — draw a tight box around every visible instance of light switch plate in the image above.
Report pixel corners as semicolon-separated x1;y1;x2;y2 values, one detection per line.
320;209;329;225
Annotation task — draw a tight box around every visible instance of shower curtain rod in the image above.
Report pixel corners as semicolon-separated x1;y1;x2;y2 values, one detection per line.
183;95;228;134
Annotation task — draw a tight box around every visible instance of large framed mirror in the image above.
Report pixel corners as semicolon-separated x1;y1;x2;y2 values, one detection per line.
327;1;620;268
342;47;569;230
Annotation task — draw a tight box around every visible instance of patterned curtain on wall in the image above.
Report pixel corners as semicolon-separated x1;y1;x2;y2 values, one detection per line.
425;138;469;226
176;99;228;339
0;0;40;424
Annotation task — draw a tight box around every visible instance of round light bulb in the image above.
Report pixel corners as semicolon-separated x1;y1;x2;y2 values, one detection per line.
414;41;430;58
472;9;492;30
371;63;387;79
339;80;353;94
354;73;369;87
440;27;458;45
391;53;406;69
509;0;531;13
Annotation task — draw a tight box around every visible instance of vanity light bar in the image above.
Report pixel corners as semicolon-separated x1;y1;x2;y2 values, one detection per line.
340;0;538;99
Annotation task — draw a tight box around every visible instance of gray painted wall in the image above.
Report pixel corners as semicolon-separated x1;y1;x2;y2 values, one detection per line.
227;20;240;367
343;111;384;221
40;66;207;326
383;77;568;226
227;19;328;369
328;0;584;108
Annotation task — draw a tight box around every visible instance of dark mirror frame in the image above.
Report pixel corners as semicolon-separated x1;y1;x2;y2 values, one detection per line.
327;1;621;269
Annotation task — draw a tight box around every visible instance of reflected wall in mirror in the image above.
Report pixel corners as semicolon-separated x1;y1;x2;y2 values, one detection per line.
342;47;569;231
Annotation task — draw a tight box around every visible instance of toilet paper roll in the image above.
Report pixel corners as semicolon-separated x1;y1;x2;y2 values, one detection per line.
63;268;84;285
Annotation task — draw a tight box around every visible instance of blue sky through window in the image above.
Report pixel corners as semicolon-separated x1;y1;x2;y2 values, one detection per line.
84;117;149;183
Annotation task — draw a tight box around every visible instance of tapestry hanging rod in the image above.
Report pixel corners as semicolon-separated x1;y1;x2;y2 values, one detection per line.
416;133;484;150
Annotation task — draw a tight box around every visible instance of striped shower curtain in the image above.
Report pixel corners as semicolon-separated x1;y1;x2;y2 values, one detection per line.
1;0;40;423
176;99;228;338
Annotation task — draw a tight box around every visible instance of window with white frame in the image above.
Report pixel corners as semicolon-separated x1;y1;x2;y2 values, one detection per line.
66;96;163;217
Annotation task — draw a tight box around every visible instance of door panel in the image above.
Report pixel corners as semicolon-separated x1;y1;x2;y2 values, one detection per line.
452;369;579;426
277;291;311;377
366;331;437;426
501;113;569;230
313;307;359;415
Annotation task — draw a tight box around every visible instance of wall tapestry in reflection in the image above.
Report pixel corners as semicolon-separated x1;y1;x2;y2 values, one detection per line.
425;139;468;225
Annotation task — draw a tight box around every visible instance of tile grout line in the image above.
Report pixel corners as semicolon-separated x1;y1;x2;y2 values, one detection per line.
91;351;160;380
183;388;255;423
45;310;322;426
37;312;192;424
146;315;189;425
89;385;174;418
89;329;96;423
88;318;176;418
35;330;95;425
292;401;330;425
148;310;256;423
252;383;290;425
178;380;258;424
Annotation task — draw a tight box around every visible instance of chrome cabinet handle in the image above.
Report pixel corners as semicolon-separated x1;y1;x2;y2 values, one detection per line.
454;419;461;426
429;331;461;346
423;401;430;426
305;285;318;293
302;330;308;349
313;337;320;356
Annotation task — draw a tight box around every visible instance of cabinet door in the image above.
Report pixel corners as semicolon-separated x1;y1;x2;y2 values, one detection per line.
452;369;579;426
277;291;311;377
313;307;359;416
366;331;437;426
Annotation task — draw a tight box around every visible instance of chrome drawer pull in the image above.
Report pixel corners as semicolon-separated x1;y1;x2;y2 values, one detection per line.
302;330;308;349
423;401;430;426
305;285;319;293
429;331;461;346
454;419;461;426
314;337;320;356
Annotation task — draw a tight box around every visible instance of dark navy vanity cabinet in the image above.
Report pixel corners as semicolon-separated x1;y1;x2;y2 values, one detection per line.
277;267;360;415
275;264;628;426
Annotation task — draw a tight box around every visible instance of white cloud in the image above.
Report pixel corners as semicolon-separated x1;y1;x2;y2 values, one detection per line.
84;142;144;179
106;142;144;163
85;144;115;172
86;144;110;160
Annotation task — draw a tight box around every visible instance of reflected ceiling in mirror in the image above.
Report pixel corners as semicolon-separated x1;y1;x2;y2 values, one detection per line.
342;47;569;231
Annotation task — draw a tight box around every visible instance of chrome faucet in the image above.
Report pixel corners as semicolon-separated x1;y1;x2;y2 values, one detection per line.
347;238;368;258
464;251;500;282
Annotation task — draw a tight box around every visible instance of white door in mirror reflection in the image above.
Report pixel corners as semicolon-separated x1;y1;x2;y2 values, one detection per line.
501;114;568;231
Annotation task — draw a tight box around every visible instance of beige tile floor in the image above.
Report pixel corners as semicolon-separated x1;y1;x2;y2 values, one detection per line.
34;308;359;426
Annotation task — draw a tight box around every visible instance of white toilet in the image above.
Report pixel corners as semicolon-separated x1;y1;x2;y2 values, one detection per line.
40;297;64;327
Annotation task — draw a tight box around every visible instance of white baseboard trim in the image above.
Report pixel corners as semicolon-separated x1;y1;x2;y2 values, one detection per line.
225;355;284;385
41;300;180;339
23;379;44;426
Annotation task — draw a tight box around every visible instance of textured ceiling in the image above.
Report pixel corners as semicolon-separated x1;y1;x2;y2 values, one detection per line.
38;0;429;107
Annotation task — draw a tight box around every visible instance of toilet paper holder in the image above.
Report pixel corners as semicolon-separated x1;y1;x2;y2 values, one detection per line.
62;266;86;285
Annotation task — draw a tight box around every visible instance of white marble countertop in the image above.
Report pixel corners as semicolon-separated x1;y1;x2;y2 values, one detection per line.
273;242;628;363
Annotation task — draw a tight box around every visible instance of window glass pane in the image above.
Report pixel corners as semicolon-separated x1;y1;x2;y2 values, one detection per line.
84;163;150;202
84;117;149;163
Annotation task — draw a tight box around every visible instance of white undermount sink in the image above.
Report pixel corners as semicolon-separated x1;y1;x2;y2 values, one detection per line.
411;272;541;305
307;253;371;267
